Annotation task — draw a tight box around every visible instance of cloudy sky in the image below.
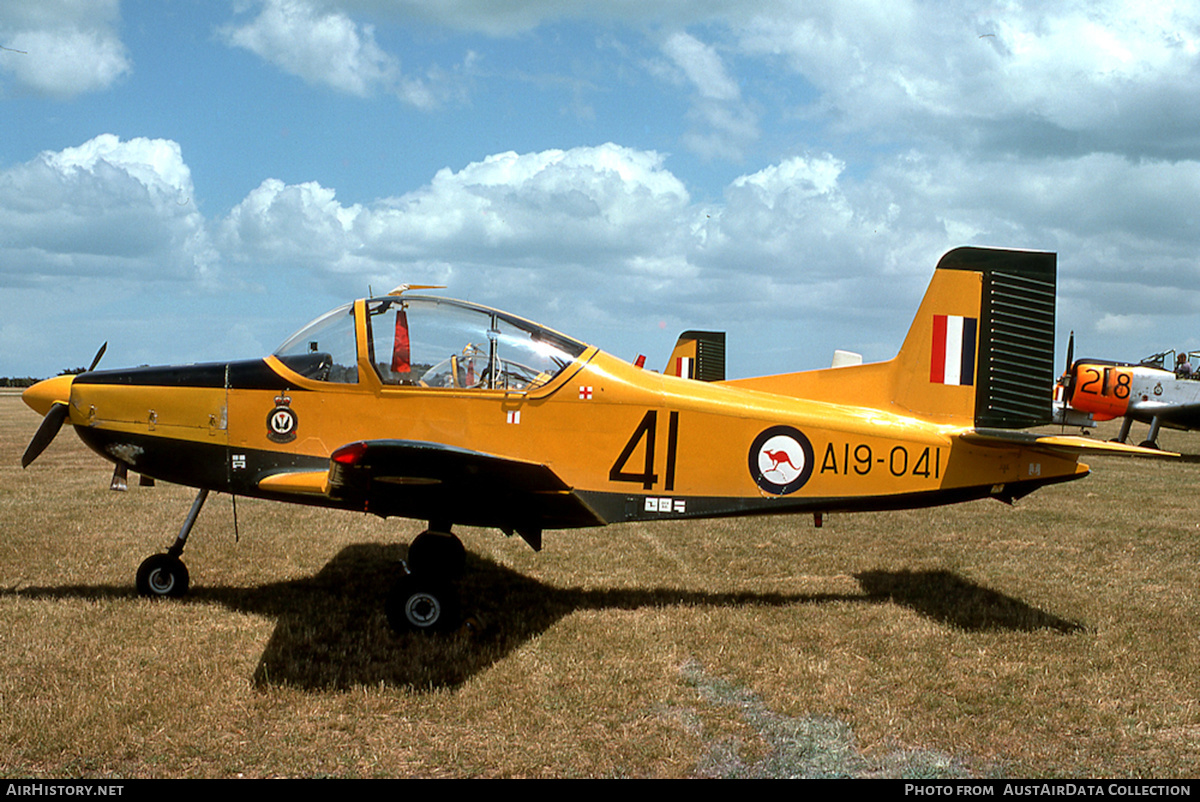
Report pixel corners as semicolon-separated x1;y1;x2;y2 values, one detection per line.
2;0;1199;379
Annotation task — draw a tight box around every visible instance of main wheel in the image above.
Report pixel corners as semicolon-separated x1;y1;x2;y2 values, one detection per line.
407;530;466;580
136;554;190;598
386;575;459;634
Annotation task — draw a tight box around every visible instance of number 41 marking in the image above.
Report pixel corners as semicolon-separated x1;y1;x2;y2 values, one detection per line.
609;410;679;491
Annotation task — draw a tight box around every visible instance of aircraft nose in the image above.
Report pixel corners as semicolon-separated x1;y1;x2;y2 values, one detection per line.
22;374;75;416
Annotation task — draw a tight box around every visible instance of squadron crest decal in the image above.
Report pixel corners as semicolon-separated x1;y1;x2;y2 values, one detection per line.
266;394;298;443
748;426;814;495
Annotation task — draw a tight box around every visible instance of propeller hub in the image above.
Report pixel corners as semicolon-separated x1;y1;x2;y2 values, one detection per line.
22;374;75;417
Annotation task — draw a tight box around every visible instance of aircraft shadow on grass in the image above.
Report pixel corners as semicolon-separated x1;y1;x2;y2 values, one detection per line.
2;545;1085;691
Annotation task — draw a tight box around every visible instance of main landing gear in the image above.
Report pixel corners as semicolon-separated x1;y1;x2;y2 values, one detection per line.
135;494;468;635
386;527;465;635
1111;416;1163;450
1138;416;1164;450
136;488;206;598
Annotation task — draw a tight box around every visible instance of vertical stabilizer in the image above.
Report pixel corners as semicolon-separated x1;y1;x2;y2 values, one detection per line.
723;247;1057;429
665;331;726;381
892;247;1057;428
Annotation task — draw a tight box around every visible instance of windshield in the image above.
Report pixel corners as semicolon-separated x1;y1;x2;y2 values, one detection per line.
365;296;587;391
273;303;359;383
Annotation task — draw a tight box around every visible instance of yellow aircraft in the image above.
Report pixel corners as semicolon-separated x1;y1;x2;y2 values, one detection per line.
19;246;1160;633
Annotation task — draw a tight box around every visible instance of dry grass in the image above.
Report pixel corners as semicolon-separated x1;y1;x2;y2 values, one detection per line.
2;395;1199;777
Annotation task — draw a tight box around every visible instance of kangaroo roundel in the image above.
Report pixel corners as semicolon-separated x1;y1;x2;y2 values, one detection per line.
749;426;814;495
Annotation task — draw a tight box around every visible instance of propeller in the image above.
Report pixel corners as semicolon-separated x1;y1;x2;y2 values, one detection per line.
20;342;107;469
21;402;70;468
1057;331;1075;399
1056;331;1084;417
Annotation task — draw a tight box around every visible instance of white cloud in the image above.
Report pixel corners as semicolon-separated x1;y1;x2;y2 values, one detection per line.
703;155;858;270
0;1;130;97
340;0;692;37
732;155;844;200
217;143;692;282
662;31;739;101
655;30;758;160
262;1;1200;161
220;178;362;266
731;0;1200;159
211;143;922;354
9;127;1200;375
219;0;442;107
0;135;214;284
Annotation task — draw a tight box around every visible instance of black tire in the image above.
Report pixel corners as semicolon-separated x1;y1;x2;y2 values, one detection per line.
407;530;466;581
136;554;190;598
386;575;459;634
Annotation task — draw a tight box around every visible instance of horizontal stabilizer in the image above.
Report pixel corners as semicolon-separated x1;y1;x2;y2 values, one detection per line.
961;429;1176;458
831;350;863;368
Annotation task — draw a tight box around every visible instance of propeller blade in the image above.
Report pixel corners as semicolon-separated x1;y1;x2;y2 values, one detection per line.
87;342;108;373
1057;330;1075;389
21;402;70;468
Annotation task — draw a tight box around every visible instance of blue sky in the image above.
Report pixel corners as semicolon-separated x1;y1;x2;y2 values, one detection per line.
3;1;1200;378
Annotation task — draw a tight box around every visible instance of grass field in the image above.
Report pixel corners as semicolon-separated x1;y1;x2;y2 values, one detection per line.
2;394;1199;778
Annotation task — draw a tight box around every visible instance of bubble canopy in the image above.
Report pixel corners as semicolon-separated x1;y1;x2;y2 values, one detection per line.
273;295;589;391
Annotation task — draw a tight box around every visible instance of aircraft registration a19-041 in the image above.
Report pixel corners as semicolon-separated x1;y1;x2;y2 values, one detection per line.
19;246;1162;634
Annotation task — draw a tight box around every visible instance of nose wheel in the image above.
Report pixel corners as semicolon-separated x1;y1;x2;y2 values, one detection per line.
136;553;189;597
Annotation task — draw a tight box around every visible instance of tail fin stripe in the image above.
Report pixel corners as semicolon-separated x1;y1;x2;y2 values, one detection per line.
930;314;976;387
960;316;977;387
930;315;948;384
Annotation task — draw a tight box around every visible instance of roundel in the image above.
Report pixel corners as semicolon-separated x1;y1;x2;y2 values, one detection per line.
748;426;814;495
266;404;298;444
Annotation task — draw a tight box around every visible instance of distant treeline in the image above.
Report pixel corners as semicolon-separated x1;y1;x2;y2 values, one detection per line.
2;367;88;387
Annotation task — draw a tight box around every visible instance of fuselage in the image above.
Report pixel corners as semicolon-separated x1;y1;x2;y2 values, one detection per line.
25;293;1087;531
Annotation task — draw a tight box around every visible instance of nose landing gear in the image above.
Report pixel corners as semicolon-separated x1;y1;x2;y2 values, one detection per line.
136;488;206;599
